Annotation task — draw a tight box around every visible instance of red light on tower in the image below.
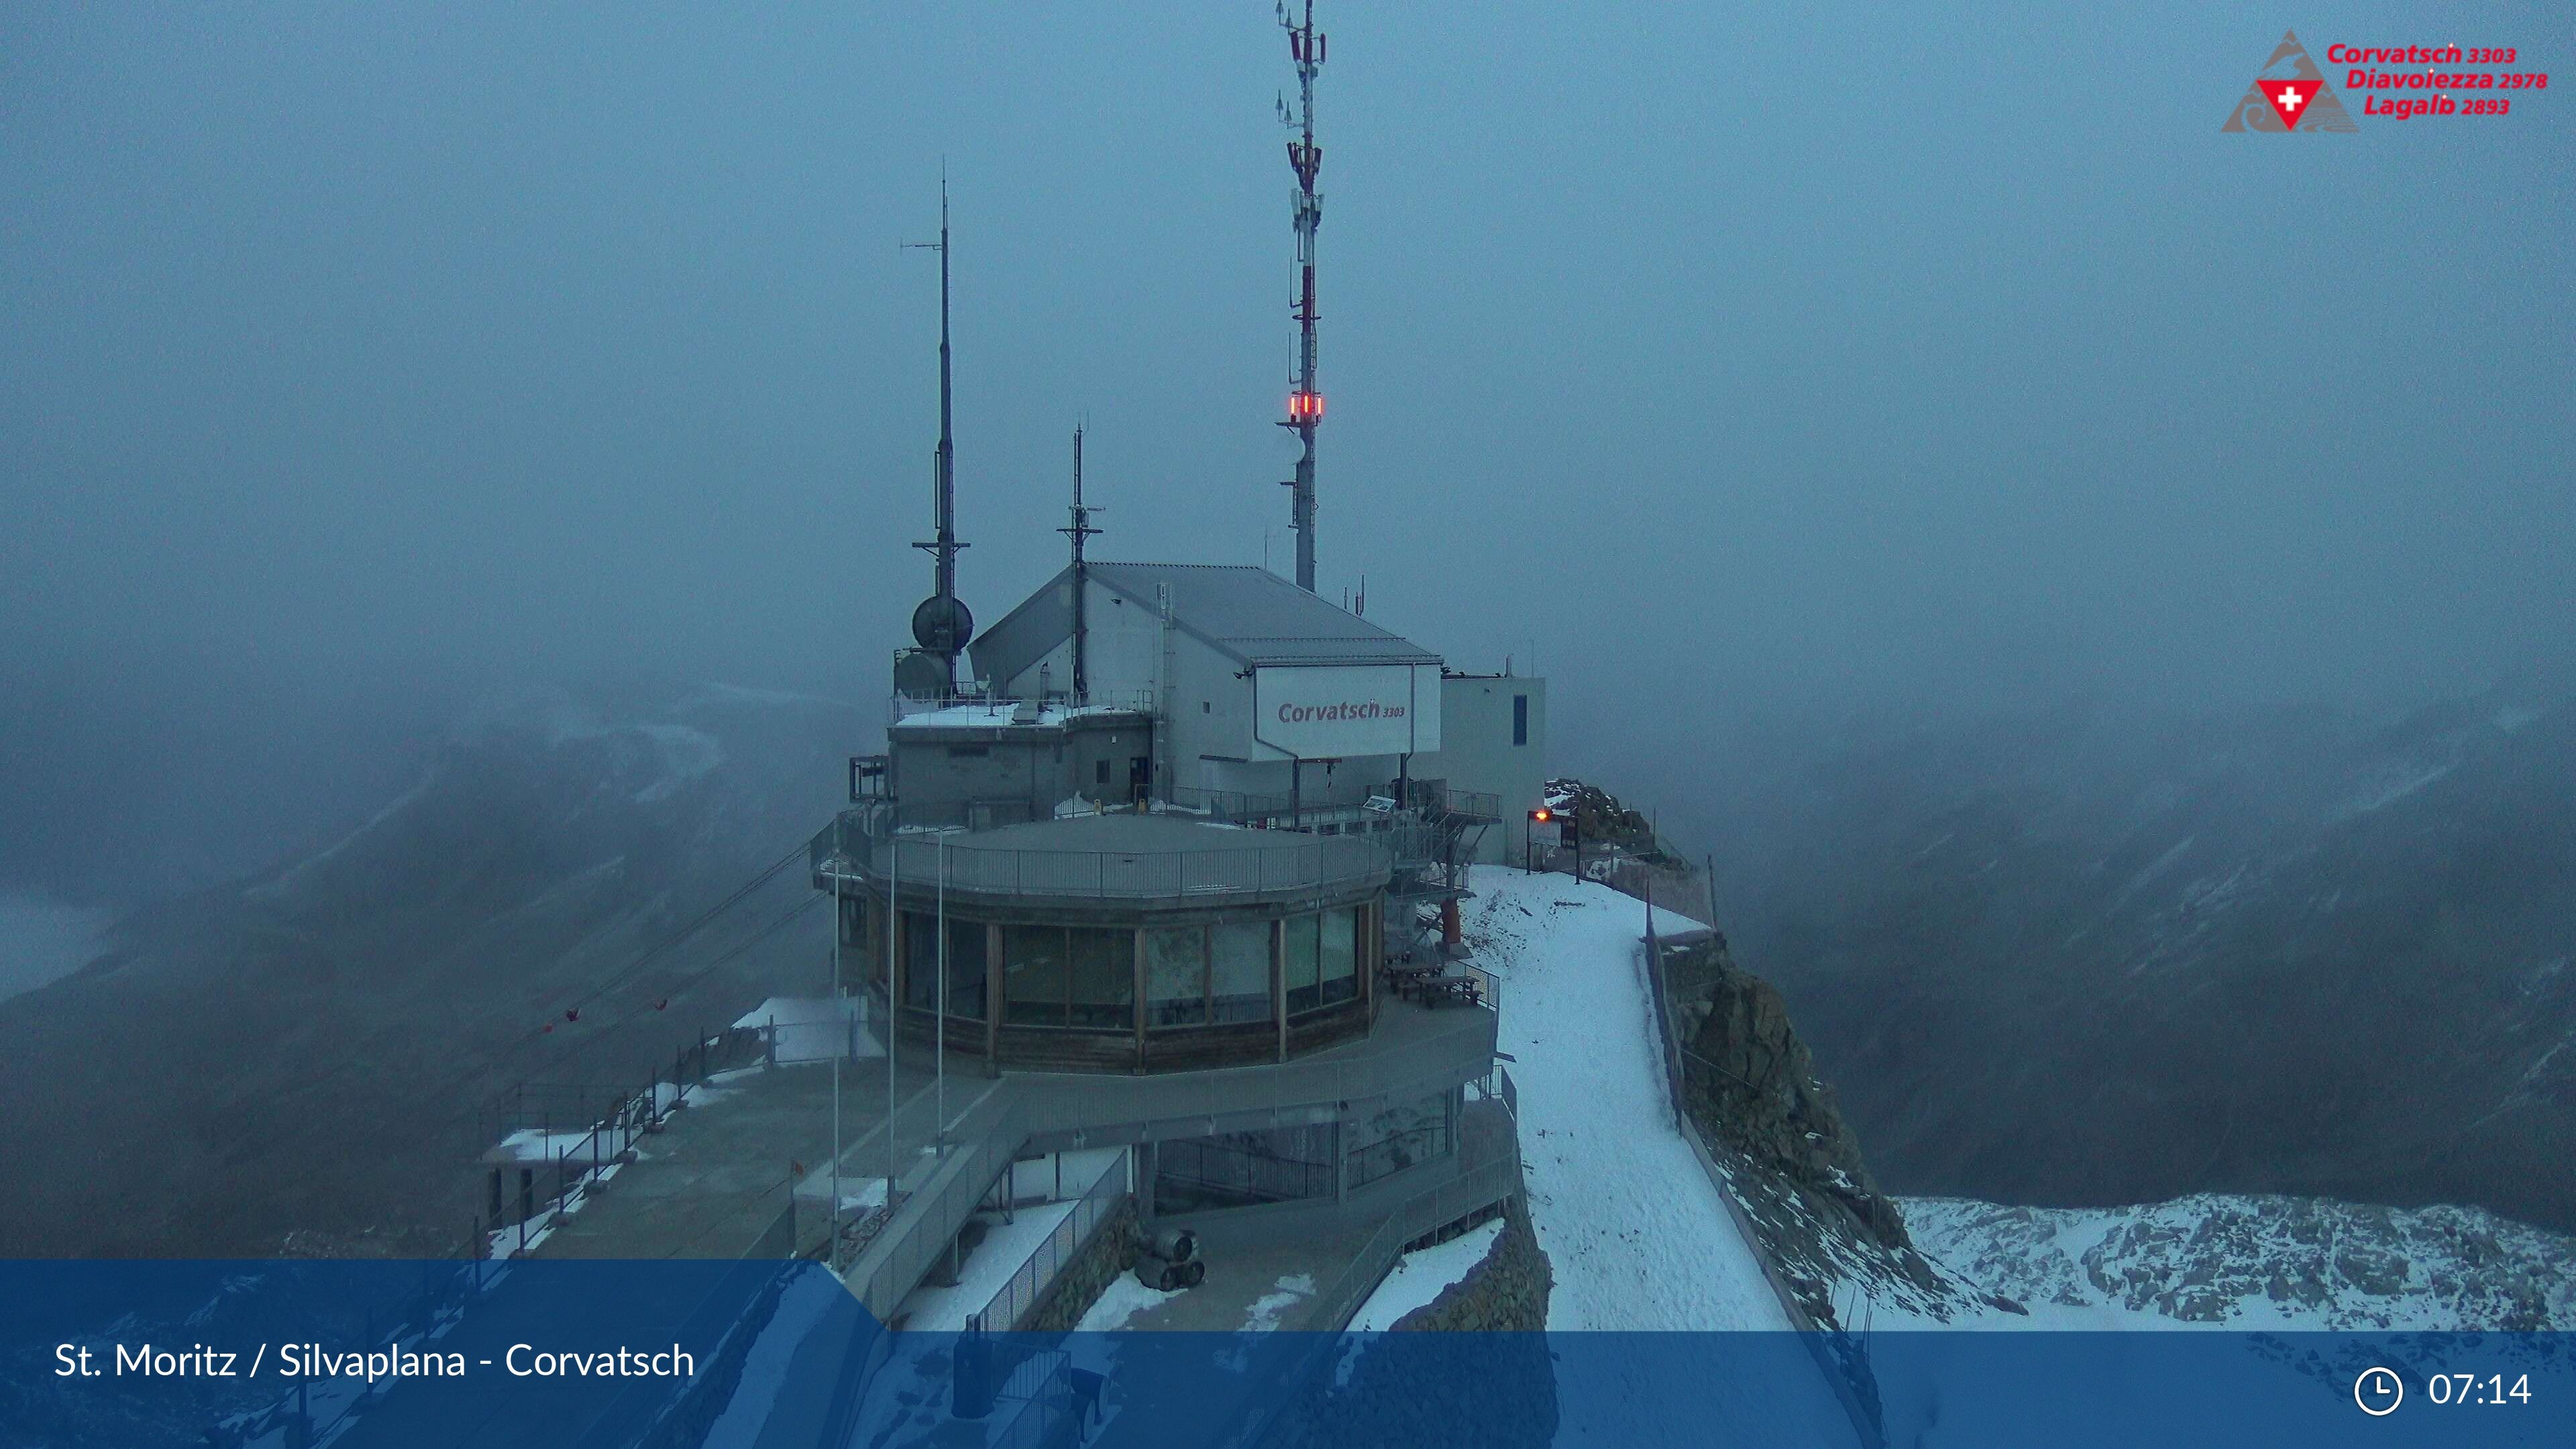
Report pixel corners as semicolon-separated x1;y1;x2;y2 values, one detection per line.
1287;391;1324;421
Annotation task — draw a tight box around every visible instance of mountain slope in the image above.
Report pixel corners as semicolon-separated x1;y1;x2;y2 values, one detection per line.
0;684;864;1257
1719;690;2576;1231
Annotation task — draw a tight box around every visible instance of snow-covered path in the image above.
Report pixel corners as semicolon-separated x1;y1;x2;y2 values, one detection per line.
1467;867;1791;1333
1467;868;1858;1447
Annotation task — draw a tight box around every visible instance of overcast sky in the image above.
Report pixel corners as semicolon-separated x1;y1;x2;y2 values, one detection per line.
5;1;2571;890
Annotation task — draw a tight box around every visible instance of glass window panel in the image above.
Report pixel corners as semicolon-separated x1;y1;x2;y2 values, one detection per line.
946;918;987;1022
1319;906;1358;1005
1210;920;1272;1025
904;912;938;1010
1146;927;1208;1028
1003;924;1067;1026
1067;928;1134;1030
1283;913;1322;1015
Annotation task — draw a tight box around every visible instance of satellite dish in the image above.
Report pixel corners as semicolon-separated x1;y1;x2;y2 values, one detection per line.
894;650;953;700
912;594;975;653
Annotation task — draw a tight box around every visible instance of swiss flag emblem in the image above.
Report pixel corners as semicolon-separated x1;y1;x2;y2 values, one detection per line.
2263;79;2322;130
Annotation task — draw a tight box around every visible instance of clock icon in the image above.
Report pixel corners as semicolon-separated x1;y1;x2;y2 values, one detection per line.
2355;1366;2405;1417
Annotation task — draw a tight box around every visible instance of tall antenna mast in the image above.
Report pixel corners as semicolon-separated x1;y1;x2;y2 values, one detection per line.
1060;423;1104;700
904;172;972;691
1277;0;1326;594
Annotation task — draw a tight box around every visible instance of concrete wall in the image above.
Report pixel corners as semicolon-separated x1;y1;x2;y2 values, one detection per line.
1412;676;1548;863
994;577;1436;812
888;716;1157;820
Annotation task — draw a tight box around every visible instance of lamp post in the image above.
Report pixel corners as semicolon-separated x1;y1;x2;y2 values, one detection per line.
885;800;899;1225
830;814;842;1259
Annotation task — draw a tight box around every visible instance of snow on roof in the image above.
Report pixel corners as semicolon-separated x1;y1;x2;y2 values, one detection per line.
971;562;1439;687
889;700;1142;733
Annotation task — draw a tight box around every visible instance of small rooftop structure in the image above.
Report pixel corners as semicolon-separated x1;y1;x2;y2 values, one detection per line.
971;561;1439;688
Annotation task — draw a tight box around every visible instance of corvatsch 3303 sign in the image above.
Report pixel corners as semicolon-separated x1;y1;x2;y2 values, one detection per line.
1253;664;1442;759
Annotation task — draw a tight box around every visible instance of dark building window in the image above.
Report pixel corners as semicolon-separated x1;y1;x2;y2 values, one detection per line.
1002;924;1134;1030
1513;694;1529;746
1211;920;1272;1024
1002;924;1068;1026
902;912;986;1019
1283;913;1322;1014
1095;759;1110;786
1145;926;1210;1026
904;912;940;1011
946;918;987;1021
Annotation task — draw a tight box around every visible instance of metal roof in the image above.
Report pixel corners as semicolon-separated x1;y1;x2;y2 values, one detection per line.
970;562;1439;686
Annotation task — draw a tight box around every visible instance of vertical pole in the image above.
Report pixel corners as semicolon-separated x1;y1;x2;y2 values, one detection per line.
936;833;948;1152
887;807;900;1213
832;814;843;1256
1706;853;1721;937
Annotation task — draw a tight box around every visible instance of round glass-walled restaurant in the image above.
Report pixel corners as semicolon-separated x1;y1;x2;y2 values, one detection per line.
812;812;1390;1072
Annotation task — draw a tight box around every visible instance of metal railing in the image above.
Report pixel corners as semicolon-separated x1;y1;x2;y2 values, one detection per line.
1403;779;1504;823
888;690;1156;727
1154;784;1298;823
989;1348;1077;1449
969;1148;1132;1333
843;1006;1499;1320
810;812;1389;904
1344;1124;1453;1193
1303;1115;1524;1334
480;1024;769;1259
1156;1133;1336;1208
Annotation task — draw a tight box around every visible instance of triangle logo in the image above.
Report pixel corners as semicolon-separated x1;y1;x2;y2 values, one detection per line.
2222;31;2359;132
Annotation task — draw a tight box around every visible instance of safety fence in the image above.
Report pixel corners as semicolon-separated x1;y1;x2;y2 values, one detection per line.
811;814;1389;904
1155;1130;1338;1210
1303;1100;1524;1336
989;1348;1078;1449
968;1148;1132;1334
478;1022;771;1259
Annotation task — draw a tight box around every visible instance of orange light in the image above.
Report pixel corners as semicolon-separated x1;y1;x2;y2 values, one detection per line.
1287;391;1325;421
1529;807;1552;823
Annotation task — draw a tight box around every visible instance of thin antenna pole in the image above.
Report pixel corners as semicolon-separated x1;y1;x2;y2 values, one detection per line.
830;816;842;1258
885;812;898;1218
1060;422;1102;701
907;173;968;688
1277;0;1327;593
935;834;947;1151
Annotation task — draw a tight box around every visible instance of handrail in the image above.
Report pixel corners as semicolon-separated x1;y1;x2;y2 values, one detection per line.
970;1148;1132;1333
1303;1138;1523;1334
810;814;1390;904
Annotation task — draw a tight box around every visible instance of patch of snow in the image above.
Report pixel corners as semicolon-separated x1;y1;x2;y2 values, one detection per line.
2339;759;2457;816
1347;1218;1503;1335
244;777;431;902
1240;1273;1316;1334
733;996;883;1063
631;723;725;802
894;701;1141;731
1077;1273;1181;1334
1895;1194;2576;1332
896;1201;1081;1333
2107;836;2194;913
1464;867;1792;1333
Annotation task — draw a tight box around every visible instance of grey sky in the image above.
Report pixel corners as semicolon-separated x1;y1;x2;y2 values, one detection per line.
5;2;2571;864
